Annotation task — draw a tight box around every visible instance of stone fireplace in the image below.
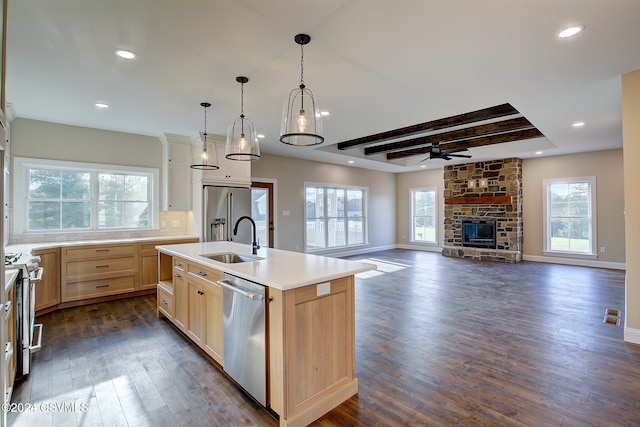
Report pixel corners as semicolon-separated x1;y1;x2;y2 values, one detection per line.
442;158;523;263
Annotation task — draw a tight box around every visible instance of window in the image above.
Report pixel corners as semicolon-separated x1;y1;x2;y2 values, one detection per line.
411;188;437;243
305;184;367;251
543;177;597;257
14;158;159;234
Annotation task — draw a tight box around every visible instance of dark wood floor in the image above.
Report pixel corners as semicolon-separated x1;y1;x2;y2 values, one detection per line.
9;250;640;426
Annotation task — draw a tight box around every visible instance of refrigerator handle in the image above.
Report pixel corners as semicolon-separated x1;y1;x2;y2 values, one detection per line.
227;192;233;241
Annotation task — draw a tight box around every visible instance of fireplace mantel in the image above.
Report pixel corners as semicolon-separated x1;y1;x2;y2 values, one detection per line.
445;196;515;205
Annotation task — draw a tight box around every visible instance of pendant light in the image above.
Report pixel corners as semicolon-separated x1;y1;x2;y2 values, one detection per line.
226;76;260;161
191;102;219;170
279;33;324;146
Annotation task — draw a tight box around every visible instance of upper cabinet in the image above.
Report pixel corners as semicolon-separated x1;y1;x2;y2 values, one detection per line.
161;134;192;211
201;135;251;187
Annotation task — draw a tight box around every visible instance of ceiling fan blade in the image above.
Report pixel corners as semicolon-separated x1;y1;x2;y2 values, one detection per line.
442;147;469;155
447;153;472;158
442;155;452;160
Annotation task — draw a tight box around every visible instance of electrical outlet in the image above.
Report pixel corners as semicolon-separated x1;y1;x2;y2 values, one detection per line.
600;246;606;253
172;220;180;227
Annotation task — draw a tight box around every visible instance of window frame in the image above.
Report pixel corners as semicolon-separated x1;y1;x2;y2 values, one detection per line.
304;182;368;253
13;157;160;235
542;176;597;259
410;187;438;245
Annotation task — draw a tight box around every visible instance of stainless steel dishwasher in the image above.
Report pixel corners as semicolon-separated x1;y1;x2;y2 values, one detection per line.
216;273;266;406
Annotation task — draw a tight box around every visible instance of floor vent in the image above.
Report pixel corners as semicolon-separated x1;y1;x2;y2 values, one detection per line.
603;308;621;326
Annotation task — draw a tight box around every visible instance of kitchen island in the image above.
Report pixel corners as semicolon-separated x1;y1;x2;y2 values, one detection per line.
155;242;375;427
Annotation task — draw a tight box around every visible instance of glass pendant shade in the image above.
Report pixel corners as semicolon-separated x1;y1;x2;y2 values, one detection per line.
191;102;219;170
280;86;324;146
225;76;260;161
226;116;259;160
279;33;324;146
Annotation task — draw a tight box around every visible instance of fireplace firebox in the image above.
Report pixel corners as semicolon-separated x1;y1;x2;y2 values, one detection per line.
462;219;496;249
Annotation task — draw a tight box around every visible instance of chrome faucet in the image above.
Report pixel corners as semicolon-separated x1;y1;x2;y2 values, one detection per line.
233;216;260;255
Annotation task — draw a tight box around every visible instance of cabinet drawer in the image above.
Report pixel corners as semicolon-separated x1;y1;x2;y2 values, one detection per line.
64;244;135;260
157;286;174;318
66;256;136;278
187;263;222;284
63;276;136;302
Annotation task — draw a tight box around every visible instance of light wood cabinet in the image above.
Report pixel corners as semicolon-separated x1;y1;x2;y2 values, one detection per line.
61;243;137;302
156;255;224;366
173;257;187;332
156;251;357;426
33;247;60;313
269;276;357;426
186;263;223;365
138;239;197;291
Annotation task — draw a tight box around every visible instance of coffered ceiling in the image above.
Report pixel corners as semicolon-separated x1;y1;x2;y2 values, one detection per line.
6;0;640;172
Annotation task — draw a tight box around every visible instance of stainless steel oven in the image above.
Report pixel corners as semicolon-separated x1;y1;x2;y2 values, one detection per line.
5;252;43;379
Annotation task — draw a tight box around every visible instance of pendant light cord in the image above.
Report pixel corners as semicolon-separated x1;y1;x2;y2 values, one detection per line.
299;42;305;88
240;81;245;133
203;105;208;139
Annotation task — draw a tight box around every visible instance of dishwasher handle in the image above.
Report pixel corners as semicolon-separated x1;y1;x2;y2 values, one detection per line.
216;279;264;301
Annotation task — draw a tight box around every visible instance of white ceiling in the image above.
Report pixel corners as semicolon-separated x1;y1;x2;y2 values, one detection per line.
6;0;640;173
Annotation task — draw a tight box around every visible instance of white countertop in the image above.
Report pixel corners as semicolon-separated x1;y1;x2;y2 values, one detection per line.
5;235;199;255
5;269;20;293
156;241;376;291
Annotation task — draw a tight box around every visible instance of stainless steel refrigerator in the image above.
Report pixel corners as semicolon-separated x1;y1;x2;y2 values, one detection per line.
203;185;252;244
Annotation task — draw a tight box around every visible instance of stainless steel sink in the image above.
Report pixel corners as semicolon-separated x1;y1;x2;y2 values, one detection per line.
200;252;262;263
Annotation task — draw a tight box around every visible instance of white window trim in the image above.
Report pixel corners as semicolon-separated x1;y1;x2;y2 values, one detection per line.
13;157;160;235
542;176;597;259
303;182;369;253
410;187;438;245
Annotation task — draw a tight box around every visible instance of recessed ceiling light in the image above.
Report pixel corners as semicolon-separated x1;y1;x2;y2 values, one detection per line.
114;48;137;59
420;165;426;168
95;102;110;109
535;151;543;155
558;25;584;38
572;121;585;127
320;111;330;116
257;134;265;139
348;160;354;164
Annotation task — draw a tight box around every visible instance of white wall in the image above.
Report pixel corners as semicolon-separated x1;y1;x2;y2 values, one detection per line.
395;150;626;266
251;153;396;254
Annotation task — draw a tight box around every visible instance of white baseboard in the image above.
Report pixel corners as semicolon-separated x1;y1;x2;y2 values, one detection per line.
522;254;626;270
320;244;397;258
624;325;640;345
396;244;442;253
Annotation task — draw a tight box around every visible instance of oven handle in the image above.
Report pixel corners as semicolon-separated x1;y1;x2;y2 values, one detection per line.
3;300;11;321
29;267;45;283
5;342;13;363
29;324;44;353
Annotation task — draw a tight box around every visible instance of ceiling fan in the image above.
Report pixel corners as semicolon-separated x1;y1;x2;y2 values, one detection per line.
422;142;472;161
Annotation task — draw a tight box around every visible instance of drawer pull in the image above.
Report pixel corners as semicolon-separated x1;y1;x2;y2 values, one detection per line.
196;271;207;277
175;273;182;278
96;265;110;268
96;249;109;252
175;262;183;267
197;290;204;296
161;299;169;305
96;284;110;289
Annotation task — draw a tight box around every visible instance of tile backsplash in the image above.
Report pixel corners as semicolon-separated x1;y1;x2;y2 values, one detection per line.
9;210;193;244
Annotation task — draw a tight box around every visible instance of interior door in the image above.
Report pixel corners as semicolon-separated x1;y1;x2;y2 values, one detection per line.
251;182;274;248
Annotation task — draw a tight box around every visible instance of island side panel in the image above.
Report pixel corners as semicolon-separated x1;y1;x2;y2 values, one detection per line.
268;287;285;416
282;275;357;426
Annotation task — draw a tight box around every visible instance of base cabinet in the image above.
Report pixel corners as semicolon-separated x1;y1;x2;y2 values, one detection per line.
157;255;224;366
156;252;357;427
33;247;60;313
269;276;357;427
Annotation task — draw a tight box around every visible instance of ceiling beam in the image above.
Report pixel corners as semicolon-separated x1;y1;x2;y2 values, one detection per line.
337;103;519;150
386;128;545;160
364;117;534;155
